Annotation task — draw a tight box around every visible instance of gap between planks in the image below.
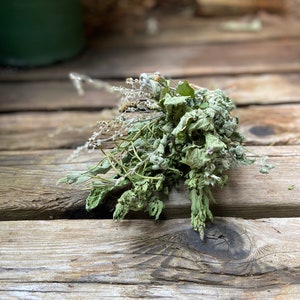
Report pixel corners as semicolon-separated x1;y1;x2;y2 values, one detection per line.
0;217;299;299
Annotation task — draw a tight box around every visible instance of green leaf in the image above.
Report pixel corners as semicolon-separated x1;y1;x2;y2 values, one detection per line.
176;81;195;97
172;109;212;135
113;190;135;220
164;95;189;106
205;133;226;152
187;114;214;137
199;102;209;109
171;110;197;138
163;94;189;121
259;156;274;174
182;146;210;169
86;188;110;211
56;172;87;185
148;198;164;220
88;158;111;175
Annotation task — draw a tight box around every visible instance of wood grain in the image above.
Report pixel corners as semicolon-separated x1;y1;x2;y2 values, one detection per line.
0;105;299;150
0;218;299;298
0;81;120;112
1;39;300;81
0;110;114;150
0;74;299;112
0;147;299;220
235;104;300;145
0;8;299;299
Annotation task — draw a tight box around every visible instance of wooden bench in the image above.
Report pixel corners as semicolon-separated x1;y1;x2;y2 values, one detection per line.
0;14;299;299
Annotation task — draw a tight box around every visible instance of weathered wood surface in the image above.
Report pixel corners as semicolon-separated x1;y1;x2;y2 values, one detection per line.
1;39;300;81
0;74;299;112
0;110;110;150
0;104;299;150
0;81;119;112
1;218;299;299
235;104;300;145
0;8;299;299
0;146;298;220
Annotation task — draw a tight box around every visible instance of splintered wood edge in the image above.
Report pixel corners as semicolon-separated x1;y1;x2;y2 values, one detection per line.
0;217;299;298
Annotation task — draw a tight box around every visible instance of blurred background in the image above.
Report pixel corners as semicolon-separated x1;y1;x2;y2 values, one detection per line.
82;0;292;36
0;0;299;68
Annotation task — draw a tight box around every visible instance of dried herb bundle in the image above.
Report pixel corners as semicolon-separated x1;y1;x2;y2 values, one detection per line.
59;72;271;237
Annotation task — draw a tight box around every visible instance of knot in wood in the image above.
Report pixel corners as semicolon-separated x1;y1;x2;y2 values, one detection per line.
183;219;251;260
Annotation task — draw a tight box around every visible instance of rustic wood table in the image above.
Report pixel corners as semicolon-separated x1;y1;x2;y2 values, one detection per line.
0;15;300;299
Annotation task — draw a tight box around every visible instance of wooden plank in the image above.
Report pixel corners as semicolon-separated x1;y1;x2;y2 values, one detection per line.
2;283;299;300
0;81;120;112
234;104;300;145
0;146;299;220
0;74;299;112
1;39;300;81
0;105;299;150
0;111;113;150
1;282;299;300
0;218;299;299
197;73;300;105
90;15;300;47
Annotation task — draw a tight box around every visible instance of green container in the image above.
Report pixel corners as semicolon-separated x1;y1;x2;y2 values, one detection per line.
0;0;85;67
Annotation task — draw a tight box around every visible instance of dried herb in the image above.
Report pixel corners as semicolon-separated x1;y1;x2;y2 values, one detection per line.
59;72;271;238
288;184;295;191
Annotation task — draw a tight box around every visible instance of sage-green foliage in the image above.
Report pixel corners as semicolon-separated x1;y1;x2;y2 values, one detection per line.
59;73;255;236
